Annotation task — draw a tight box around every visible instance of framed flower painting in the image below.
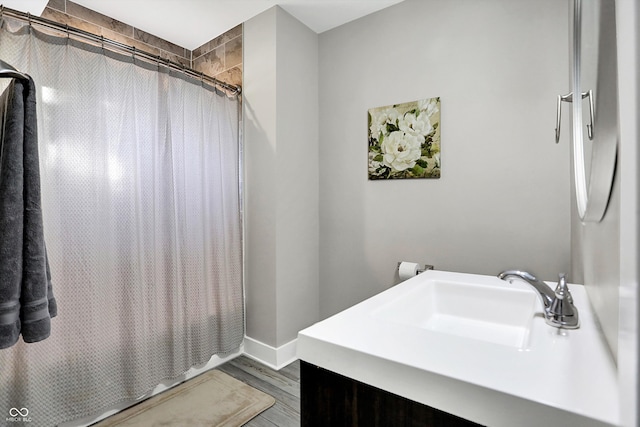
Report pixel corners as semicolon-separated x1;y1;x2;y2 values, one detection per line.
368;97;441;180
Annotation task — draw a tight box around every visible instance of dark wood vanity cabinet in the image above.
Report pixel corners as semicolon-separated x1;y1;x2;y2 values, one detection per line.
300;361;483;427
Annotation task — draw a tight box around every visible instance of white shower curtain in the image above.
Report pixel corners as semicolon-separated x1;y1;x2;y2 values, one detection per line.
0;20;243;426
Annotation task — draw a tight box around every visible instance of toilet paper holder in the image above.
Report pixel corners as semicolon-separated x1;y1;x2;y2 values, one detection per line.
397;262;434;274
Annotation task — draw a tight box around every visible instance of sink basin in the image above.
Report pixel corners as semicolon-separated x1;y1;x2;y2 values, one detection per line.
298;270;619;427
372;277;539;348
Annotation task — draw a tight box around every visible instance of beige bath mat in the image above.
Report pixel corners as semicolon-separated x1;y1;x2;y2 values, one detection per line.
95;369;275;427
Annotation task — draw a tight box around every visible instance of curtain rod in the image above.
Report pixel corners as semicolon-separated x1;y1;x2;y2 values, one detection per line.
0;5;241;96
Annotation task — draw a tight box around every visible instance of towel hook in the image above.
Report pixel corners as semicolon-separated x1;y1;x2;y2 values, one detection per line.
555;90;594;143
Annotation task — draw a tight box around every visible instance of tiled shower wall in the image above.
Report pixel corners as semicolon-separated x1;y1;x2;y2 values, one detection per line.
41;0;242;88
192;26;242;89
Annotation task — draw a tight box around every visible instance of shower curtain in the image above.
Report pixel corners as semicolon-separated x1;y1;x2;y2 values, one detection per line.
0;19;243;426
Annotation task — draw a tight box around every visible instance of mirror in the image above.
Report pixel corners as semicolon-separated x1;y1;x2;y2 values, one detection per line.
565;0;618;223
580;0;599;194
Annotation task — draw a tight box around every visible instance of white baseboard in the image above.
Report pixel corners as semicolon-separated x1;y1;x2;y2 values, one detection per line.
242;336;298;370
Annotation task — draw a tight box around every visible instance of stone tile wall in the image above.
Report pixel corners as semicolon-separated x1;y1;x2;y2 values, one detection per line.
41;0;242;88
192;24;242;88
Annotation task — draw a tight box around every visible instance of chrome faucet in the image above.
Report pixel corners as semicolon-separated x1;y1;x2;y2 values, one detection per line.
498;270;579;329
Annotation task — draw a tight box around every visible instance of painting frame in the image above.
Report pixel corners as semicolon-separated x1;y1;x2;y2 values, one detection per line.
368;97;441;180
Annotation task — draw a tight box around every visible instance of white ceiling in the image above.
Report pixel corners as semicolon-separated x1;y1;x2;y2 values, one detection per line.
4;0;405;50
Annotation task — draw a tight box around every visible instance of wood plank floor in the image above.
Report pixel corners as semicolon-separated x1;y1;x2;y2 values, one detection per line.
217;355;301;427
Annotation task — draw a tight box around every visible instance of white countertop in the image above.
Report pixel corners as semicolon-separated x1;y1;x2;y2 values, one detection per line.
297;270;620;427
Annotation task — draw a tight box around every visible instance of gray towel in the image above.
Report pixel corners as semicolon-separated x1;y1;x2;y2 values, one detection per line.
0;77;56;349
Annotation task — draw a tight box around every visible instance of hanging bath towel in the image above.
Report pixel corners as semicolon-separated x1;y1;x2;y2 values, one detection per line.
0;76;57;349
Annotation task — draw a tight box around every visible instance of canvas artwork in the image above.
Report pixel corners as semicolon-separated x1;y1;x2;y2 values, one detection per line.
368;97;441;180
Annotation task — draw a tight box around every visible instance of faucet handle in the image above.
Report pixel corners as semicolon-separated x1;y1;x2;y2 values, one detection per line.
550;274;572;315
546;273;580;328
554;273;573;304
555;273;567;293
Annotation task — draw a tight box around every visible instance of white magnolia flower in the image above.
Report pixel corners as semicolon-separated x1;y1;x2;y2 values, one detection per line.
398;111;433;138
369;107;401;139
368;151;383;175
381;131;422;172
418;98;440;117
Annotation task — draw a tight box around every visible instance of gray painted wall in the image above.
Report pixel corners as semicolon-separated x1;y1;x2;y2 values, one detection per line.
570;0;621;361
244;7;278;346
571;165;620;358
243;6;320;348
580;1;640;424
318;0;571;318
241;0;639;424
611;1;638;426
